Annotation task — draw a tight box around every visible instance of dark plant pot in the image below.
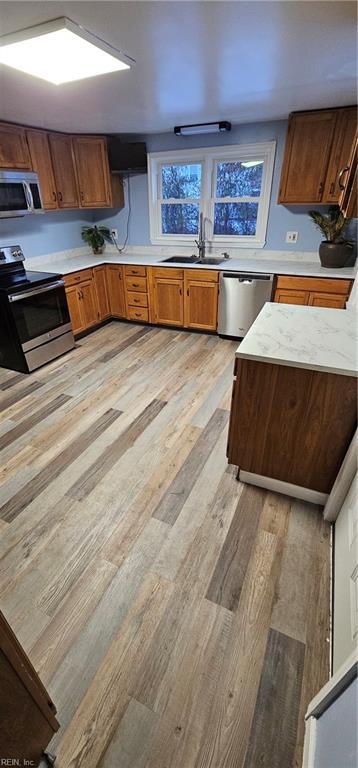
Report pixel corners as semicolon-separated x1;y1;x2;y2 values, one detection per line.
319;241;354;268
92;246;104;255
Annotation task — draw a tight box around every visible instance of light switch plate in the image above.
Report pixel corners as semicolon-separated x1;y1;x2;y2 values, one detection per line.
286;231;298;243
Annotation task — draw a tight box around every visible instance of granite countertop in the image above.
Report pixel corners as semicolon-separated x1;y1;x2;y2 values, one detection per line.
235;302;358;377
27;250;357;280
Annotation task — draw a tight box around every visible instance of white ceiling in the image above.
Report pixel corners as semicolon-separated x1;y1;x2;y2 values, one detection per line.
0;1;356;135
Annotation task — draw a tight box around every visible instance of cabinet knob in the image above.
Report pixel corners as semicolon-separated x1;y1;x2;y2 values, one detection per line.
318;182;324;195
53;191;57;202
329;182;335;195
80;191;84;201
58;191;63;201
132;283;140;287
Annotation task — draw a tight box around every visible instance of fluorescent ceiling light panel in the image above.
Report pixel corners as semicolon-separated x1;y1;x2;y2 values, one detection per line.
0;17;134;84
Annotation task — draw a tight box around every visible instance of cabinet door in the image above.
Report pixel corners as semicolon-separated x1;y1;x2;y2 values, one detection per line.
184;279;218;330
65;286;85;334
79;280;99;328
274;289;309;305
278;111;337;203
106;265;126;317
308;292;346;309
0;611;59;765
48;134;79;208
323;108;357;203
153;278;184;326
339;134;357;218
0;123;31;169
26;130;58;210
93;266;110;320
73;136;112;208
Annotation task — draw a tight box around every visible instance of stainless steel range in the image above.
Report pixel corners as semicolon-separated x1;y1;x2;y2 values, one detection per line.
0;245;75;373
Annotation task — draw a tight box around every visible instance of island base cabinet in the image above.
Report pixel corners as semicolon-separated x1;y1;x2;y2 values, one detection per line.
227;358;357;496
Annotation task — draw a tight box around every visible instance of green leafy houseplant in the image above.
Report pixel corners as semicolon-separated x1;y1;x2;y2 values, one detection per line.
81;225;112;255
308;206;354;268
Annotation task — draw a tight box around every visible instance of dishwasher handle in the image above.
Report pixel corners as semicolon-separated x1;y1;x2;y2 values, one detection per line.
221;272;273;281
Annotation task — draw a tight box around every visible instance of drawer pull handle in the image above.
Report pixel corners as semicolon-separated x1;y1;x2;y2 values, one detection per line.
132;283;140;287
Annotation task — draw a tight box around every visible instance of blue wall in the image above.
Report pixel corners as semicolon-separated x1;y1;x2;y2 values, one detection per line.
96;120;326;252
0;210;93;258
0;119;333;257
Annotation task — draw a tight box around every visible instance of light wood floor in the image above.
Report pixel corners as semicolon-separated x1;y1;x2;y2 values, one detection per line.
0;322;330;768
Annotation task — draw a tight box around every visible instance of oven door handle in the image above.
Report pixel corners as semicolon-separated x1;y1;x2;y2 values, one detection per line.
8;279;65;302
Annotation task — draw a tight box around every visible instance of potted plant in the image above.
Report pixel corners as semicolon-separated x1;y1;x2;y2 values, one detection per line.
81;225;112;255
309;206;355;268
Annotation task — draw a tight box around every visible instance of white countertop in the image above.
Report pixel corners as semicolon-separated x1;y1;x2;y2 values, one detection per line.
27;250;357;280
236;303;358;377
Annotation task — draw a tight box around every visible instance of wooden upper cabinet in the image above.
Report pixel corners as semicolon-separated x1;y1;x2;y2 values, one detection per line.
0;123;31;169
323;108;357;203
279;110;337;204
48;134;79;208
339;133;357;218
106;265;126;317
73;136;112;208
26;130;58;210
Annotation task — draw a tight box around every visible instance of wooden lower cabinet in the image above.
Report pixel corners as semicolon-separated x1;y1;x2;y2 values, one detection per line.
308;292;347;309
106;265;126;317
0;610;59;764
274;275;352;308
184;277;218;330
227;358;357;495
275;289;309;306
93;265;110;320
65;284;85;334
152;277;184;326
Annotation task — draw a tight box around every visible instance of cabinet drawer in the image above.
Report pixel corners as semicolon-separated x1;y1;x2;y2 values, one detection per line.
64;269;93;287
152;267;183;280
185;268;219;282
276;275;352;295
125;276;147;292
124;265;146;277
128;306;149;322
127;291;148;308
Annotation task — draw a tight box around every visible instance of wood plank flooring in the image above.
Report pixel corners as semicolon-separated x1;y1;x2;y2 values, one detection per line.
0;322;330;768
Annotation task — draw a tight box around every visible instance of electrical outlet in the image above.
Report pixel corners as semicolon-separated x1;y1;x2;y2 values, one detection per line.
286;231;298;243
111;228;118;240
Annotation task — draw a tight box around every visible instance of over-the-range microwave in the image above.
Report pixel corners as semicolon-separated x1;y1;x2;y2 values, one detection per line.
0;170;44;218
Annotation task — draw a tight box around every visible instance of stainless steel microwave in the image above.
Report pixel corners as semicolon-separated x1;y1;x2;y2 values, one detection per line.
0;170;44;218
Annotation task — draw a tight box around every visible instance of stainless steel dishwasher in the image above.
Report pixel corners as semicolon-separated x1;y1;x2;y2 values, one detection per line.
218;271;273;337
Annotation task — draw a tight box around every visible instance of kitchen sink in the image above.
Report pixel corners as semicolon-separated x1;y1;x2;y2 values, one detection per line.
198;257;225;265
161;255;199;264
161;255;226;265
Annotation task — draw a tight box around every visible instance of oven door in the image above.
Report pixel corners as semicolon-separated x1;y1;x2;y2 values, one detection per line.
8;280;72;351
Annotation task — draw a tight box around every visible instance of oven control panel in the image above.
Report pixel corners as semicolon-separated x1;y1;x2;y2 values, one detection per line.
0;245;24;264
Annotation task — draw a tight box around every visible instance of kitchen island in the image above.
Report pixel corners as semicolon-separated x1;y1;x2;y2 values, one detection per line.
227;303;357;504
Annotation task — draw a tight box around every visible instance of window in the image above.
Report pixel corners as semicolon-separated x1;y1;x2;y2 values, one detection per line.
148;142;276;248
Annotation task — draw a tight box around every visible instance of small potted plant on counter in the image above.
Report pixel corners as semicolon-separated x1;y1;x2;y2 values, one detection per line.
309;206;355;268
81;225;112;255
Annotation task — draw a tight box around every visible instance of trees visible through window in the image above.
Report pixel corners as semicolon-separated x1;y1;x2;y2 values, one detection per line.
148;143;276;247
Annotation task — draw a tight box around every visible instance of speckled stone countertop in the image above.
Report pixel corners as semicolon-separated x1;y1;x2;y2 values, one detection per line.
235;302;357;377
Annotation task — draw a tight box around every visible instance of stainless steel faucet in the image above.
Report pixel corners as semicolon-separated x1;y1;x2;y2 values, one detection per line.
195;212;206;261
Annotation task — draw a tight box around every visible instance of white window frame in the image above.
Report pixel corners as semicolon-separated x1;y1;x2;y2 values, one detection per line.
148;141;276;248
